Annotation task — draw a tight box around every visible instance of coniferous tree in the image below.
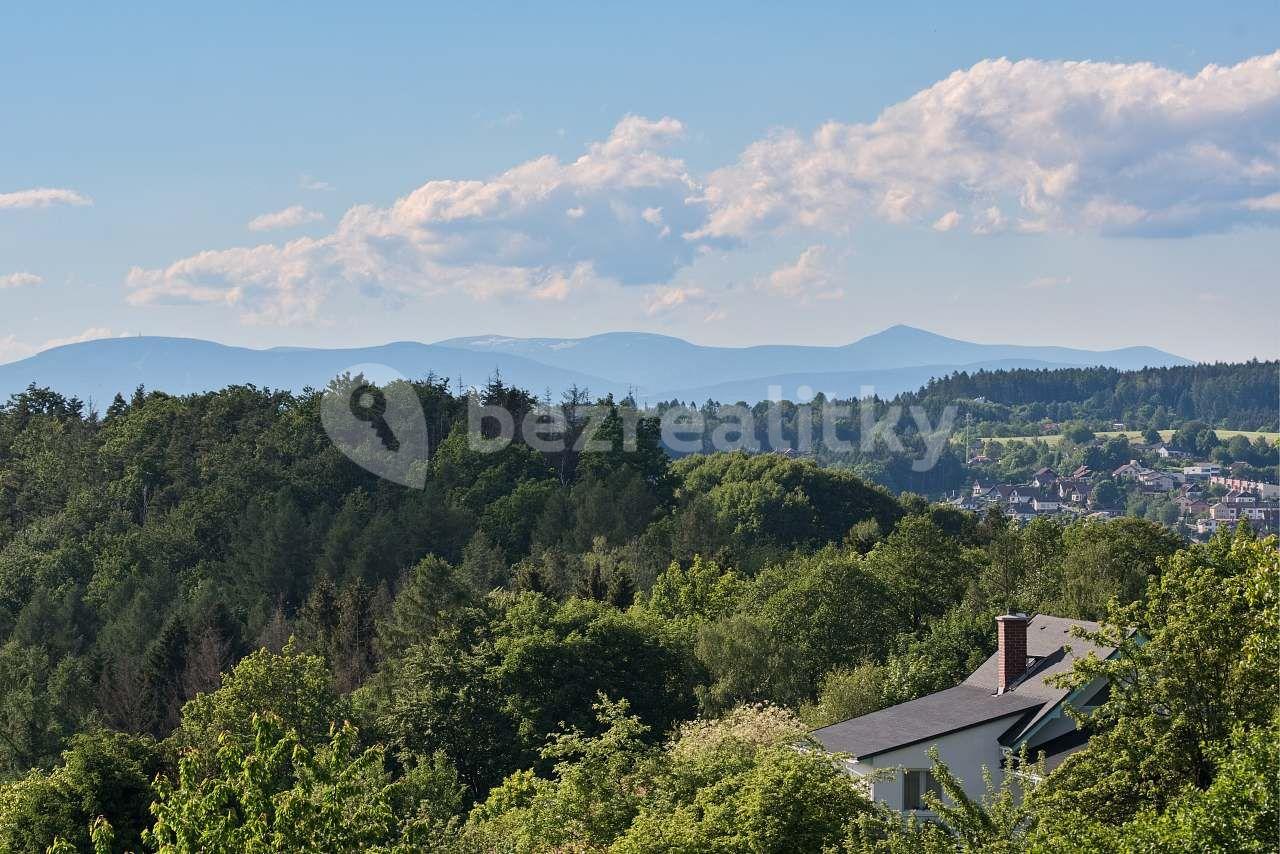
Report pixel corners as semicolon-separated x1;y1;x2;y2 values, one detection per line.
606;567;635;608
575;560;607;601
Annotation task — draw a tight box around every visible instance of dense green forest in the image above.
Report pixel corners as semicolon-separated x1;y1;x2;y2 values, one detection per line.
899;359;1279;431
656;360;1278;494
0;375;1275;852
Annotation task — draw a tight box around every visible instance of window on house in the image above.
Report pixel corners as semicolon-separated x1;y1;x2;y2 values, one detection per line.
903;769;943;810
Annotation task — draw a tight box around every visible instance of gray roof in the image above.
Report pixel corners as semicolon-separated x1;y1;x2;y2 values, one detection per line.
966;614;1113;742
811;614;1115;760
811;684;1042;759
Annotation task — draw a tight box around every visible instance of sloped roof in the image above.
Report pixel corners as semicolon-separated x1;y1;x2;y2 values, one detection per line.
966;615;1113;742
810;685;1043;760
811;615;1115;760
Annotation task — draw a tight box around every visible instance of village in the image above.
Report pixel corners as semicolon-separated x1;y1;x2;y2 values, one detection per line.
950;432;1280;537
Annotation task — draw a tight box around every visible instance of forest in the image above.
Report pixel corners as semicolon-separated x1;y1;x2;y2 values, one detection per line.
652;359;1278;494
0;373;1275;852
898;359;1280;431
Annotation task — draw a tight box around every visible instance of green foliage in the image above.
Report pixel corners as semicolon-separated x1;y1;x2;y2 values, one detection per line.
0;374;1272;851
879;606;995;708
670;452;902;568
172;645;342;762
147;715;462;853
463;701;874;853
0;730;160;854
460;696;658;852
642;556;745;627
369;592;699;797
864;515;977;630
800;662;887;729
696;546;897;711
1035;529;1278;824
1037;715;1278;853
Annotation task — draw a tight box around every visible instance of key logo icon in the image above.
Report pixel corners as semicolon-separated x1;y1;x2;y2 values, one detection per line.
320;364;429;488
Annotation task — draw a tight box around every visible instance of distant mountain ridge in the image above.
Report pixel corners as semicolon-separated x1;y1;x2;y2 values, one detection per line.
0;326;1192;407
440;325;1188;393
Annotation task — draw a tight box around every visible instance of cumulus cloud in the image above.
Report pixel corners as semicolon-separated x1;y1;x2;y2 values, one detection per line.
42;327;115;350
0;327;115;365
644;285;726;323
932;210;962;232
125;52;1280;325
248;205;325;231
760;245;844;300
0;272;42;289
694;51;1280;239
130;115;713;323
645;285;707;315
0;188;92;209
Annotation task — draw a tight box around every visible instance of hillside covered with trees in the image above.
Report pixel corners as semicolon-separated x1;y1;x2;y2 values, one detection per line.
0;376;1274;851
901;359;1279;433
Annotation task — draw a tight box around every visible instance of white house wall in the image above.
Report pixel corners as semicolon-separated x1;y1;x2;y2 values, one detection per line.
856;716;1018;813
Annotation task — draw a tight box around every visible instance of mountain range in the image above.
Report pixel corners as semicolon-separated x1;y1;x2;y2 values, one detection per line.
0;326;1192;407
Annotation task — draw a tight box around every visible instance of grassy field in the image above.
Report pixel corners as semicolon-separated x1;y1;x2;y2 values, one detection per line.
974;429;1280;447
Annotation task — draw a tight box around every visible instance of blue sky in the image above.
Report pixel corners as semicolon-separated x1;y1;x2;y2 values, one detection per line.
2;2;1278;363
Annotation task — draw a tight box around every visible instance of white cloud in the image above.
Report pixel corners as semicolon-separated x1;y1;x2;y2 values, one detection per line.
972;206;1007;235
0;188;92;209
125;51;1280;326
645;285;709;316
42;327;114;350
0;336;30;364
1026;275;1072;289
247;205;325;232
0;272;42;289
1242;192;1280;211
760;245;844;301
694;51;1280;239
130;115;712;324
932;210;962;232
641;206;671;237
0;327;115;365
299;174;334;191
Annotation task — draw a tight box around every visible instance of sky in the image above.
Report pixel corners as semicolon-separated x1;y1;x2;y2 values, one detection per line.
2;2;1278;364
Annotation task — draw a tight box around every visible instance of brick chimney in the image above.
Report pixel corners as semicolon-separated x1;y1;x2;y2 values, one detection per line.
995;613;1030;694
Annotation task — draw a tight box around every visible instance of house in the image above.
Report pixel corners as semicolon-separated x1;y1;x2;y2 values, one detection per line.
1137;469;1180;492
1183;463;1221;480
1000;485;1034;505
1005;504;1042;523
945;492;985;512
1198;503;1279;535
1112;460;1148;482
1175;496;1211;517
1211;476;1280;500
1031;467;1058;488
972;479;995;498
1054;479;1089;505
1069;465;1093;480
1030;492;1061;513
812;614;1115;815
1153;444;1189;460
